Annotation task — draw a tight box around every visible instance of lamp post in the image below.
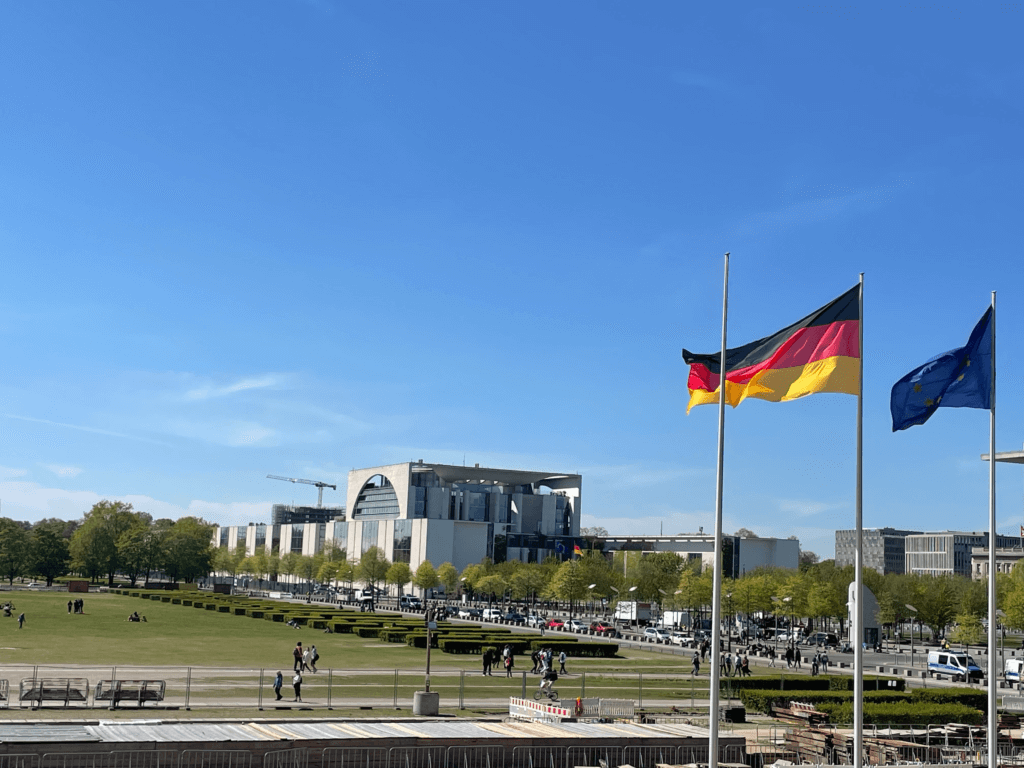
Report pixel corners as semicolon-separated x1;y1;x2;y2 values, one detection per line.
658;588;668;628
587;583;597;618
905;604;917;666
725;592;733;652
609;585;619;627
628;585;638;630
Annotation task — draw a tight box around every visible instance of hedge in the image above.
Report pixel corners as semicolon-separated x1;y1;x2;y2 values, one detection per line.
731;675;904;692
819;701;983;726
355;626;381;639
738;688;910;714
912;688;987;712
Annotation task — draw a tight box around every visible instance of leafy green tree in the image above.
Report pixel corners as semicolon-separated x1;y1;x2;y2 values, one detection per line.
627;551;682;601
949;612;985;648
413;560;439;594
386;561;412;598
357;546;390;595
30;526;70;586
279;551;301;587
70;500;140;586
118;520;161;586
547;560;588;609
437;562;458;595
297;554;320;593
510;564;550;604
160;516;215;583
475;573;508;604
915;575;959;640
0;518;31;584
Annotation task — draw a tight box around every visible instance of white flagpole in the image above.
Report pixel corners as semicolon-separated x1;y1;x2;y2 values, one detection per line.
709;252;729;768
988;291;997;768
854;273;864;768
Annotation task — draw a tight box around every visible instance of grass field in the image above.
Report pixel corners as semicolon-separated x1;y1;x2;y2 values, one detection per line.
0;590;699;672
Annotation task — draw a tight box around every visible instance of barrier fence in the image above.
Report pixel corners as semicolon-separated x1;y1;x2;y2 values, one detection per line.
0;666;720;710
0;746;753;768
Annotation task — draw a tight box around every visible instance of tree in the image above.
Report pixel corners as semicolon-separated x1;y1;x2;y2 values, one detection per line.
357;546;390;598
475;573;508;604
580;526;609;537
386;562;412;598
949;612;985;648
118;521;161;586
70;500;140;586
161;516;215;583
413;561;439;594
30;526;70;586
547;561;588;609
799;551;820;569
915;575;959;640
735;528;759;539
510;565;549;604
297;555;320;593
437;562;458;595
0;518;31;584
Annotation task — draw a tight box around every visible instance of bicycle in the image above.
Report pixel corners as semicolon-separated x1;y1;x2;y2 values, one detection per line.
533;687;559;701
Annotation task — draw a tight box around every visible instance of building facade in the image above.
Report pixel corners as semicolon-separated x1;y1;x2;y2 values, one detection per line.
971;546;1024;580
597;534;800;576
835;528;921;575
212;461;583;577
905;531;1022;577
271;505;345;526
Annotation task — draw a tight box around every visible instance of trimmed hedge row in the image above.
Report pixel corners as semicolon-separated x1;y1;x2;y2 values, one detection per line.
731;675;905;692
820;701;983;726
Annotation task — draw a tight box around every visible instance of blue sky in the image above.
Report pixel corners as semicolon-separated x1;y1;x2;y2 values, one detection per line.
1;3;1021;559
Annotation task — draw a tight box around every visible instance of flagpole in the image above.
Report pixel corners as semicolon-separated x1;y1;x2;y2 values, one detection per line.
988;291;997;768
854;273;864;768
709;252;729;768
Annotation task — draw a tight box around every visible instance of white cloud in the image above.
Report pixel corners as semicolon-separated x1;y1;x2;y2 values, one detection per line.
43;464;83;479
183;375;284;401
0;465;28;479
0;477;272;527
161;419;279;447
2;413;166;444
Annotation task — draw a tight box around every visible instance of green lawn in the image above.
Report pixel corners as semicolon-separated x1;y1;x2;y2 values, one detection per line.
0;591;695;673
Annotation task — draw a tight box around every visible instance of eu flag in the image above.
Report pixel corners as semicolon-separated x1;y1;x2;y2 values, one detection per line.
890;307;993;431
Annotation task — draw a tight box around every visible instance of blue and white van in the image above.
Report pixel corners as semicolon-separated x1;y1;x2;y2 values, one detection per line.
1005;659;1024;682
928;650;982;681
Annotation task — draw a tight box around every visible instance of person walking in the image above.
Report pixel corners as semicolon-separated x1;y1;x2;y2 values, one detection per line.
301;647;312;673
504;651;514;678
558;650;567;675
768;647;777;668
692;651;700;676
293;642;303;672
273;671;283;700
530;650;540;673
17;612;25;629
482;648;491;676
67;600;73;614
292;671;302;701
310;645;319;673
741;655;751;677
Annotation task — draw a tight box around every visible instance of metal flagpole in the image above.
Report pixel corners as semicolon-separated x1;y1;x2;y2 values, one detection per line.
854;273;864;768
709;252;729;768
988;291;997;768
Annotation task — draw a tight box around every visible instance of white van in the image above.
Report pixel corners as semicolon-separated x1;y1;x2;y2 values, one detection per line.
928;650;982;682
1006;659;1024;683
482;608;503;621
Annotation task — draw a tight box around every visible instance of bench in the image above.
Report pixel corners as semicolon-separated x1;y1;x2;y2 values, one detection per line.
19;678;90;707
95;679;167;707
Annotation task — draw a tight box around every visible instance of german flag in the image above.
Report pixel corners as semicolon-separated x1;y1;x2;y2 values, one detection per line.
573;544;583;556
682;285;860;412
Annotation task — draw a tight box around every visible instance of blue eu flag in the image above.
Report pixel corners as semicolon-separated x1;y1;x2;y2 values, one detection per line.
890;307;993;431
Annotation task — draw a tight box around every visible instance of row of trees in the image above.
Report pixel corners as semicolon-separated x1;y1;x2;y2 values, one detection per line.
0;501;215;586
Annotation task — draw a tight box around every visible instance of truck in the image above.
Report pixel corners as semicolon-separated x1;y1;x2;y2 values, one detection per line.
614;601;653;624
661;610;692;630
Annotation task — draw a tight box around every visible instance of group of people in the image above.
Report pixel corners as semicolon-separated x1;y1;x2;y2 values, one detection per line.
810;649;830;675
530;647;566;675
3;602;25;628
482;644;516;677
292;641;319;673
273;670;303;702
690;648;751;677
126;611;147;622
67;598;85;614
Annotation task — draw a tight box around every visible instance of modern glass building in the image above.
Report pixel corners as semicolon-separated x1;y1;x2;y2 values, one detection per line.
834;528;921;575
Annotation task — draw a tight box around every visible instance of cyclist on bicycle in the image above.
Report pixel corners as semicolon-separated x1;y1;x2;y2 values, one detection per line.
539;668;558;692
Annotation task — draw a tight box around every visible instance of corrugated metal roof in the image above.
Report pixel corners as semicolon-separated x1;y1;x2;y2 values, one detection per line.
0;718;715;745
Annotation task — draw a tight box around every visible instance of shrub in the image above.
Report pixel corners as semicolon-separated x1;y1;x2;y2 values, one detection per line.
731;674;904;692
233;607;247;616
738;688;910;714
247;610;265;619
819;701;983;726
181;599;193;607
355;626;380;638
217;605;231;613
171;598;181;605
912;688;987;712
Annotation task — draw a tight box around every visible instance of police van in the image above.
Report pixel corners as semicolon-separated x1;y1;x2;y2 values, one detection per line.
1005;658;1024;683
927;650;982;682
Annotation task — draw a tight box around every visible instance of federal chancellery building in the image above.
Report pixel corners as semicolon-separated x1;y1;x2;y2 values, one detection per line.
211;460;804;582
212;461;583;572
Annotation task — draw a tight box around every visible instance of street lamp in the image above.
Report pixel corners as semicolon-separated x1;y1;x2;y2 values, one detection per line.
587;583;597;617
628;585;638;630
658;588;668;628
905;604;918;665
725;592;733;652
609;586;619;627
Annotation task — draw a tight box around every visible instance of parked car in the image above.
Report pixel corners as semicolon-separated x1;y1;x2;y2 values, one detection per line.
566;619;586;633
526;614;545;627
504;611;525;622
399;595;422;610
670;631;691;646
458;607;483;619
805;631;839;647
590;621;616;635
643;627;671;642
546;618;565;629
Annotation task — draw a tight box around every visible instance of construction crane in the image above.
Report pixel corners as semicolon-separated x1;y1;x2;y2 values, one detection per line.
266;474;337;508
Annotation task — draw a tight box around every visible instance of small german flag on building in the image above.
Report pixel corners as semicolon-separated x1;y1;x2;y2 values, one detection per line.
682;285;860;412
573;544;583;556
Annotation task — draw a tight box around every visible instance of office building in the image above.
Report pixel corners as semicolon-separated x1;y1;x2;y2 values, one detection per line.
835;528;921;575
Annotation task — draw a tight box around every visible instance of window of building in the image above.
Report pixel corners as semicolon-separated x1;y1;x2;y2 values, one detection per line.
333;521;348;547
291;527;304;553
353;475;401;519
254;525;267;549
393;520;412;563
361;521;379;554
220;529;229;547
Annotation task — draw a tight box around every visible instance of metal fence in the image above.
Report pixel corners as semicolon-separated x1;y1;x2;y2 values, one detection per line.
0;665;719;710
